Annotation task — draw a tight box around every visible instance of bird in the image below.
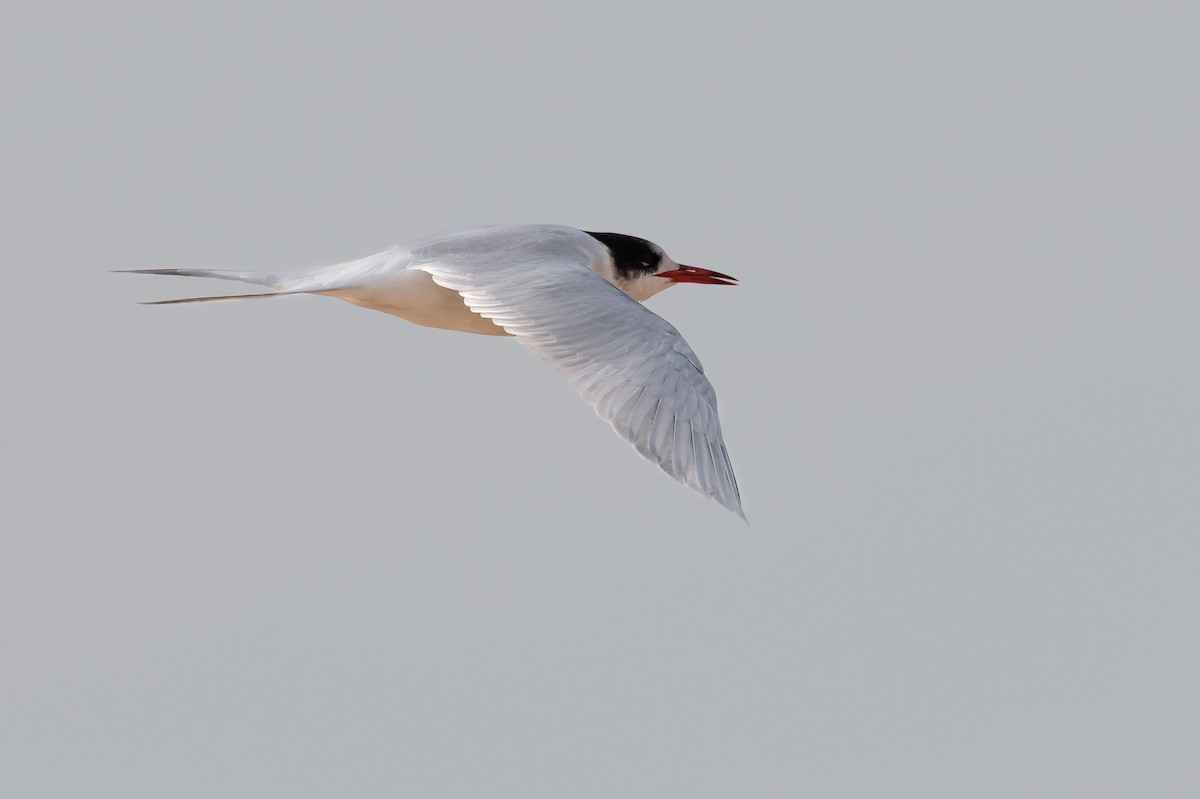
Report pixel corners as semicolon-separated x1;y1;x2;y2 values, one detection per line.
121;224;745;518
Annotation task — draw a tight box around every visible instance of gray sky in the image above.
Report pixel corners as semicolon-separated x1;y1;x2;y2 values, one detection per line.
3;1;1199;796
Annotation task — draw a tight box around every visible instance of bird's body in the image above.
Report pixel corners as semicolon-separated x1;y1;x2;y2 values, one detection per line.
124;225;745;518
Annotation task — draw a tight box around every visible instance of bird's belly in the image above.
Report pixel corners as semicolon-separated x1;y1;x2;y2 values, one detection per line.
330;270;510;337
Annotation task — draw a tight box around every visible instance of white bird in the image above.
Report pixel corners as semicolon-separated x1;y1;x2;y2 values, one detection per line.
122;225;744;518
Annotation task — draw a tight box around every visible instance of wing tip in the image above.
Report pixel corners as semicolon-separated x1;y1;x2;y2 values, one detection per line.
711;488;747;523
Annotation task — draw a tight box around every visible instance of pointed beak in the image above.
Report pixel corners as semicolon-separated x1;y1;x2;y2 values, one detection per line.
654;264;739;286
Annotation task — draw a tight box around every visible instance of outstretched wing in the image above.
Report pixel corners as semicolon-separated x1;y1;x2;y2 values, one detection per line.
410;226;744;519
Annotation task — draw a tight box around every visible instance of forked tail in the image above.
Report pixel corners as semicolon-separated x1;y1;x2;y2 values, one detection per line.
135;291;308;305
116;267;307;305
118;248;405;304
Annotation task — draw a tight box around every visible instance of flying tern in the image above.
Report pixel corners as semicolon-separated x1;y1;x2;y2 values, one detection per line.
123;225;744;518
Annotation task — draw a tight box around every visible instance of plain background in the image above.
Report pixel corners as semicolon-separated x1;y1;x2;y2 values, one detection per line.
3;1;1198;796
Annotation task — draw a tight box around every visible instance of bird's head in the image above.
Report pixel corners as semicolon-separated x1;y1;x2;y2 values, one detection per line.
585;231;738;302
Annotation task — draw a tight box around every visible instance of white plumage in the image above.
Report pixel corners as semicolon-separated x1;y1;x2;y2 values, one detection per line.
124;225;744;519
